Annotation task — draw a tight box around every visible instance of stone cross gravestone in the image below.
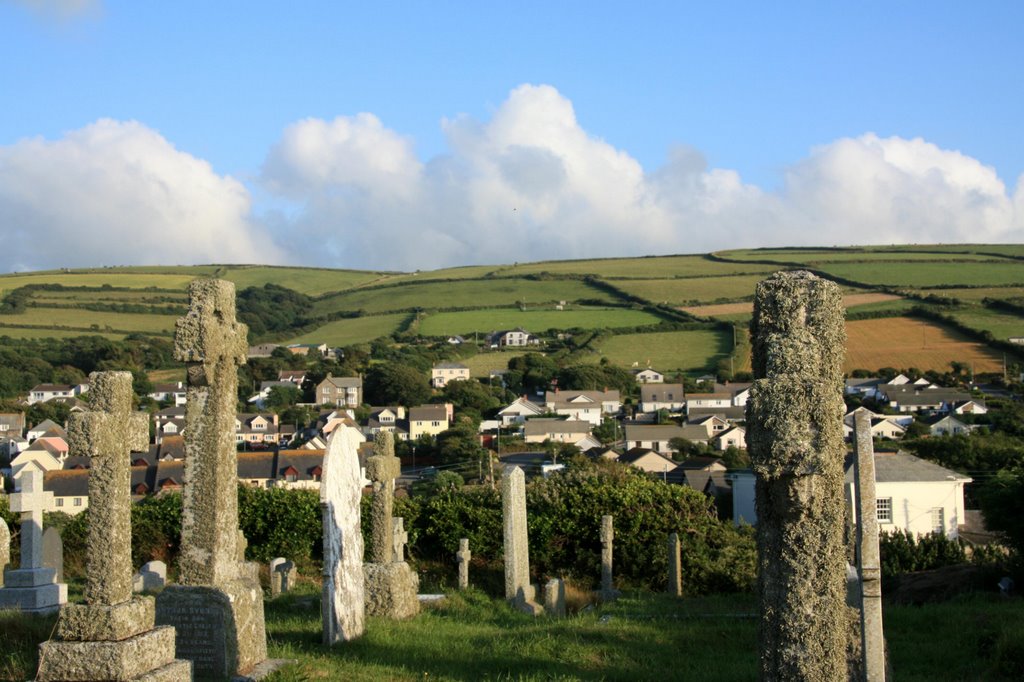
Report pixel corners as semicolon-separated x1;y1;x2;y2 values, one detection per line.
155;279;268;679
544;578;566;618
392;517;408;563
667;532;683;597
363;431;419;619
502;466;543;615
456;538;471;590
37;371;190;681
42;526;63;584
854;410;887;681
133;560;168;594
0;469;67;613
0;518;9;588
599;515;620;601
746;271;849;680
321;425;366;644
270;558;297;598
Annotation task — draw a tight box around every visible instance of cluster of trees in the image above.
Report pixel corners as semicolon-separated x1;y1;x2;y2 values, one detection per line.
235;284;315;339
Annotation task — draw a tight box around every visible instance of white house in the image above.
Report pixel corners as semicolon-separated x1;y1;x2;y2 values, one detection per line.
148;382;187;406
634;369;664;384
544;390;621;415
431;362;470;389
498;397;545;425
623;424;710;454
639;384;686;414
715;426;746;451
489;328;540;347
523;419;592;444
27;383;88;405
927;415;975;437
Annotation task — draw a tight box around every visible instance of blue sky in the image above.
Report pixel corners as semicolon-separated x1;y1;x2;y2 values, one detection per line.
1;1;1022;272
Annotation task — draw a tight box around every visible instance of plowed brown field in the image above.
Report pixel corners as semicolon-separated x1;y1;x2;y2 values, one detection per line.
844;317;1001;373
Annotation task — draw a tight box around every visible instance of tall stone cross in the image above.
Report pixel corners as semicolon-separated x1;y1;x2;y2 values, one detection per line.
854;410;886;681
667;532;683;597
456;538;471;590
67;371;149;605
0;518;9;587
174;278;249;587
747;270;848;681
10;469;52;570
366;432;401;564
392;517;409;563
600;515;617;600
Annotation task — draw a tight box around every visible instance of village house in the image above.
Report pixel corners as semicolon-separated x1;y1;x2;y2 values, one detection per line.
247;380;299;409
408;404;452;440
639;383;686;413
633;368;664;384
247;343;280;358
622;424;710;455
523;419;592;444
364;406;407;438
497;397;545;425
316;374;362;408
235;413;285;447
27;383;89;405
147;381;187;406
841;408;907;440
431;362;470;389
677;457;731;497
544;389;621;416
618;448;678;478
25;419;66;442
715;426;747;451
926;414;975;437
0;413;26;437
489;328;540;348
278;369;307;384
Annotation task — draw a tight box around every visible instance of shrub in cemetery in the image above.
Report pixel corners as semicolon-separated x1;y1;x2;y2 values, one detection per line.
879;529;967;578
237;485;322;567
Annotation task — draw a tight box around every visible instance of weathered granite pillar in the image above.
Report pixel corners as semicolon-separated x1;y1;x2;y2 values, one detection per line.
0;518;9;588
155;279;268;678
363;431;419;619
392;517;408;563
456;538;471;590
747;270;848;681
502;467;543;615
0;469;66;613
667;532;683;597
37;371;190;681
599;515;620;601
322;425;366;644
854;410;886;681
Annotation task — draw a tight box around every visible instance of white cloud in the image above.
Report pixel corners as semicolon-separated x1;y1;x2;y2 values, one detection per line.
0;119;283;272
263;84;1023;270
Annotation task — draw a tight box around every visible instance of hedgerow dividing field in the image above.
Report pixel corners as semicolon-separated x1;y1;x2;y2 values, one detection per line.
417;307;662;337
219;266;386;296
612;275;768;305
815;262;1024;288
947;308;1024;341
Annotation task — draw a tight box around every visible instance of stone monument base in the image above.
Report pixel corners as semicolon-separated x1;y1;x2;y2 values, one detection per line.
36;625;191;681
0;567;67;614
155;579;268;679
512;585;544;616
364;562;419;619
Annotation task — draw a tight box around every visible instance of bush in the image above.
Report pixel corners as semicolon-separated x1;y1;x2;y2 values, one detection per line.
879;529;967;579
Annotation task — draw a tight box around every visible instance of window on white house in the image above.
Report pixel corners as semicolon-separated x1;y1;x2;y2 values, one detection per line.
56;498;64;507
286;473;297;483
74;498;83;507
876;498;892;523
930;507;945;534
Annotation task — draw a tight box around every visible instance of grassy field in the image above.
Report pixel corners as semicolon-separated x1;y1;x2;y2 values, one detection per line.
844;317;1003;373
285;314;409;347
917;287;1024;302
315;279;615;316
948;307;1024;341
488;255;777;278
0;307;177;334
613;274;769;305
0;326;126;340
4;587;1020;681
417;308;663;337
218;266;386;296
595;329;732;373
459;351;526;376
717;248;1014;264
682;293;906;320
0;271;198;296
815;262;1024;288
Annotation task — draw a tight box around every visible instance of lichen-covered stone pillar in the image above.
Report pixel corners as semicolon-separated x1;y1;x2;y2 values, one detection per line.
600;515;619;601
502;466;542;615
0;469;66;613
392;517;408;563
367;432;400;564
321;425;366;644
456;539;471;590
37;371;190;681
854;410;886;681
667;532;683;597
175;278;249;586
746;270;848;681
0;518;8;588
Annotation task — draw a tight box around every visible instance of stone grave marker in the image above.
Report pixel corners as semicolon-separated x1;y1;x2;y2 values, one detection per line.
36;370;190;681
599;515;620;601
270;558;297;598
854;409;887;681
667;532;683;597
544;578;566;618
0;469;67;613
0;518;9;588
456;538;471;590
747;271;849;680
363;431;419;619
502;466;543;615
321;424;366;644
155;279;268;679
133;560;168;594
42;526;63;584
392;517;408;563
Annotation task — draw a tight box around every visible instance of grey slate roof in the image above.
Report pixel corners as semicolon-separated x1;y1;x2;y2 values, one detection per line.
843;451;973;484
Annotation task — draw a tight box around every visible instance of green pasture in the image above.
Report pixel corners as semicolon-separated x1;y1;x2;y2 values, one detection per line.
418;307;663;337
459;351;526;377
73;265;221;276
486;254;776;278
0;307;176;334
815;261;1024;288
717;247;1012;265
372;264;505;285
315;279;616;316
0;272;197;297
218;266;386;297
612;274;768;305
912;286;1024;303
0;326;126;340
28;289;187;303
285;313;408;346
594;329;731;373
845;298;918;316
948;307;1024;340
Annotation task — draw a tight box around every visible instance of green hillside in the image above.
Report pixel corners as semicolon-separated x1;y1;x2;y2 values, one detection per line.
1;245;1022;376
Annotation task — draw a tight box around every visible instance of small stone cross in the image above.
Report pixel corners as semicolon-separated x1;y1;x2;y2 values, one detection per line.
10;469;53;570
68;371;150;605
456;538;471;590
392;517;409;563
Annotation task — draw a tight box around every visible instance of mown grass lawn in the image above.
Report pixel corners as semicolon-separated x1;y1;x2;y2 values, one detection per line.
948;307;1024;341
595;329;732;374
286;314;409;347
815;261;1024;288
0;306;177;334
